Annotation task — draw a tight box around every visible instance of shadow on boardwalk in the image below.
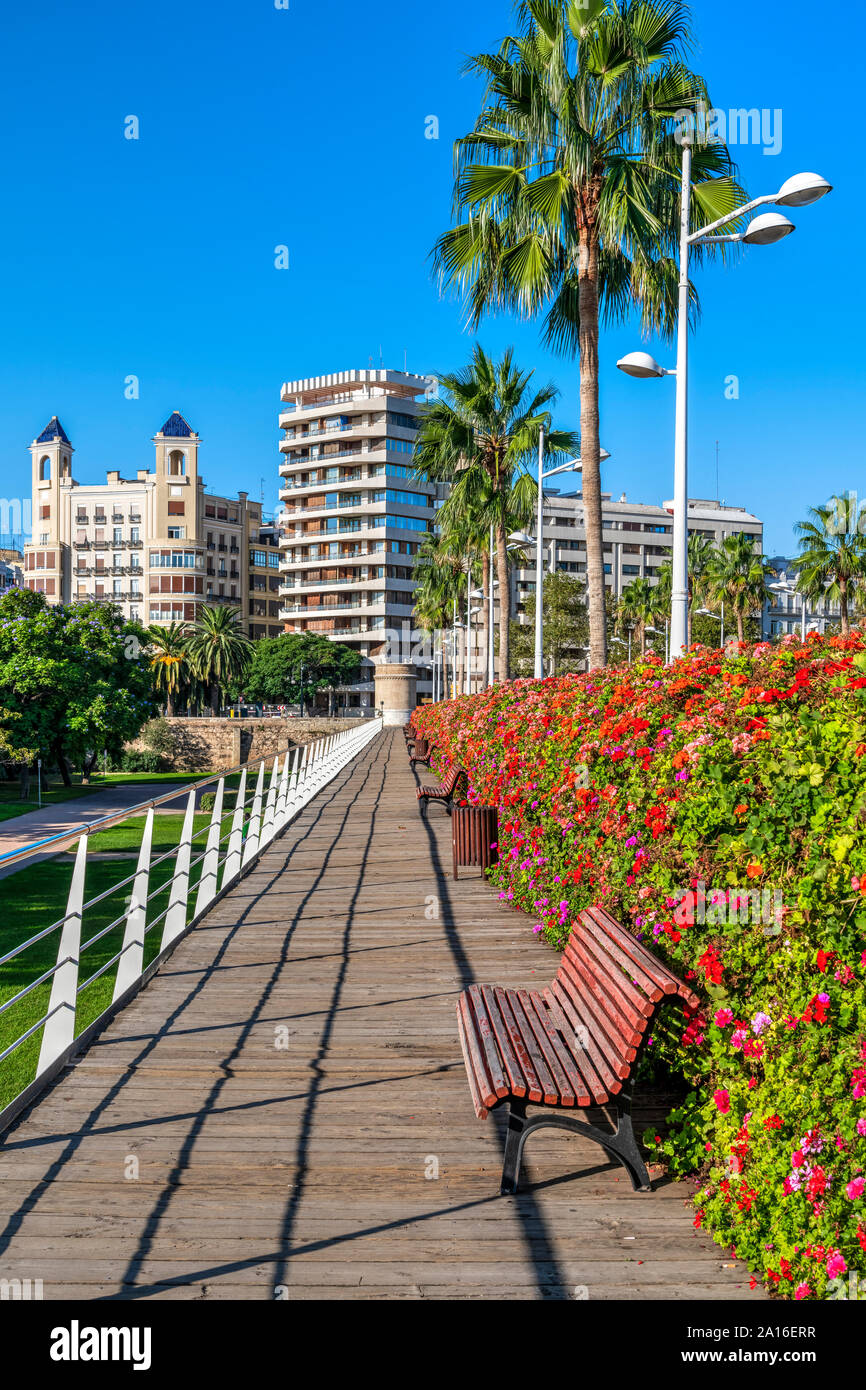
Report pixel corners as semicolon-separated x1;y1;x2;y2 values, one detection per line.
0;732;764;1300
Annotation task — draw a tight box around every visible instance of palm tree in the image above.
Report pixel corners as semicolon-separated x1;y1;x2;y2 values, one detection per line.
189;606;252;716
433;0;744;670
147;622;191;717
618;577;660;655
794;496;866;636
412;532;472;695
656;532;715;644
414;345;578;680
706;534;772;643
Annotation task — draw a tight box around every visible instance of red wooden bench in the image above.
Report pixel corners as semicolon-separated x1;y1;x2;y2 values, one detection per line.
409;736;434;768
456;905;700;1194
416;764;467;817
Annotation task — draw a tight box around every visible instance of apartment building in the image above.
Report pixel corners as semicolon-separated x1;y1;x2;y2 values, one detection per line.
512;491;763;618
248;514;284;639
277;368;436;711
22;412;268;633
763;565;843;637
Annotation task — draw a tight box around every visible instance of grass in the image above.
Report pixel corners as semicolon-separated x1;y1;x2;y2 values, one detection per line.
0;797;243;1112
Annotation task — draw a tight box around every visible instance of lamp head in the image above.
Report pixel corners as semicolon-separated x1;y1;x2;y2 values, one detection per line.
775;172;832;207
742;211;795;245
616;351;666;379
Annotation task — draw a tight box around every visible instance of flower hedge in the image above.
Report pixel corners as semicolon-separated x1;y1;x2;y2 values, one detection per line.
413;632;866;1298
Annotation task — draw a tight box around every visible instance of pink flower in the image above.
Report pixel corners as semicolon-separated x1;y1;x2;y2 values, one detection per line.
846;1177;865;1200
857;1119;866;1137
794;1282;812;1300
826;1250;847;1279
731;1028;748;1050
713;1089;730;1113
792;1150;805;1168
714;1008;733;1027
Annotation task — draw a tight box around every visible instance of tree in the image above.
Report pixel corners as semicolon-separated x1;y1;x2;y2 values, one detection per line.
433;0;744;669
794;496;866;637
0;592;155;789
189;606;252;716
413;345;578;679
655;531;714;645
706;533;773;643
243;633;361;714
618;577;662;655
511;571;589;675
147;621;191;716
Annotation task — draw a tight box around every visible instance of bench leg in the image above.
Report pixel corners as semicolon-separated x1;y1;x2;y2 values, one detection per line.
609;1097;651;1193
500;1098;527;1195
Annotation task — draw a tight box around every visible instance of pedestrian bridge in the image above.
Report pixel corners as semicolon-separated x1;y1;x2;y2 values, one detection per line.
0;728;763;1300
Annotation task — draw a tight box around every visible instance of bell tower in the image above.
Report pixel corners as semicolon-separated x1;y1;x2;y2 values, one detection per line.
25;416;74;601
152;411;200;542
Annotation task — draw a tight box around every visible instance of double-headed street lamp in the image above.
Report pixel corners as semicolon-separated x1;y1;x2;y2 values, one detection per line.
617;165;832;662
514;431;611;679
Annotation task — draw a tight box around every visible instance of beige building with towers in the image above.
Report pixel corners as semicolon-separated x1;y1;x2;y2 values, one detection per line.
22;411;277;634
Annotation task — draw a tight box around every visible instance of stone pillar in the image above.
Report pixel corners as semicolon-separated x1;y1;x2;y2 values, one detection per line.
374;663;417;727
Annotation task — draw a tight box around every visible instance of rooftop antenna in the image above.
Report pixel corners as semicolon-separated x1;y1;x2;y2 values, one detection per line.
715;440;720;502
379;345;384;367
403;348;408;372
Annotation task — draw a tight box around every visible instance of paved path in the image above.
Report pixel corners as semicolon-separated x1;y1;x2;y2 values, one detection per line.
0;783;188;876
0;732;765;1300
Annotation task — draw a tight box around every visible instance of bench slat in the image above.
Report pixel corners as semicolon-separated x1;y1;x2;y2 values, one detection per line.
579;915;664;1006
558;949;644;1054
480;985;526;1098
567;934;655;1024
508;992;561;1105
467;985;510;1103
493;987;544;1103
524;991;588;1106
457;994;498;1114
542;987;609;1104
548;980;626;1092
587;906;701;1010
456;1005;490;1120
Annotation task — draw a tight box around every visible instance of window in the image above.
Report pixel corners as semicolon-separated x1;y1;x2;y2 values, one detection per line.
40;505;50;520
113;553;122;568
130;527;140;543
130;579;140;595
113;580;122;596
129;553;140;569
113;528;122;544
388;411;416;429
168;450;186;477
168;526;185;539
40;532;49;544
168;500;185;516
252;549;267;567
39;456;50;481
386;438;414;455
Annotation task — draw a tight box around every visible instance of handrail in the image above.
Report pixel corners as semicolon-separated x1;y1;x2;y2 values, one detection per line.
0;718;382;1136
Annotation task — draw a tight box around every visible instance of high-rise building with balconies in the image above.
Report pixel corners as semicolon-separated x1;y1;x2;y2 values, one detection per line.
277;368;436;713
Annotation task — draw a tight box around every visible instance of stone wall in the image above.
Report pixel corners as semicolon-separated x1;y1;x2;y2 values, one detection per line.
129;717;374;772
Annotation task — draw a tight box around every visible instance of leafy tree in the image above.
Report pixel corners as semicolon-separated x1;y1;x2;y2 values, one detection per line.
413;345;578;679
189;605;252;715
794;495;866;636
243;633;361;714
433;0;744;669
511;571;588;674
618;576;662;655
0;592;154;789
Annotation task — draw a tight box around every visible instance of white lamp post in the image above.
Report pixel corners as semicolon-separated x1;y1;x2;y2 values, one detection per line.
522;437;609;680
617;165;831;662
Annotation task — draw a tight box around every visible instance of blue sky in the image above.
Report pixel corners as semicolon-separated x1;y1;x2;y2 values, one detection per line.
0;0;861;556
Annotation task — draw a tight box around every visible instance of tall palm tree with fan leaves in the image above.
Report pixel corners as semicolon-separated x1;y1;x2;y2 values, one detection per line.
189;605;252;716
414;344;578;680
706;533;772;644
432;0;745;669
794;496;866;637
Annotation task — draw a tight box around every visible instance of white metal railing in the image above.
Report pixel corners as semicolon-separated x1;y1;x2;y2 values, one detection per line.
0;719;381;1135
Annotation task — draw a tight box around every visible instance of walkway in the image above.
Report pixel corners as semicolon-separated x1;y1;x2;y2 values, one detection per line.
0;732;764;1300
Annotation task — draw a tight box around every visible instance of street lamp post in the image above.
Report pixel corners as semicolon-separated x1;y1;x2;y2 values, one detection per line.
519;444;609;679
617;166;831;662
769;580;806;641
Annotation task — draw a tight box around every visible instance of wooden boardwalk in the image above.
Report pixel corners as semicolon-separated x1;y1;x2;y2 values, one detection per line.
0;731;765;1300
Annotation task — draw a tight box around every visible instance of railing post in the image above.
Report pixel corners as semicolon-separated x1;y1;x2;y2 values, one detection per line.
37;835;88;1075
161;789;196;949
221;768;247;890
275;750;292;829
260;757;280;850
194;778;224;917
242;761;266;868
113;810;153;1002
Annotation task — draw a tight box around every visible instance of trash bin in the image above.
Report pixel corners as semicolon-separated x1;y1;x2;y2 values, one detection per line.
451;804;499;881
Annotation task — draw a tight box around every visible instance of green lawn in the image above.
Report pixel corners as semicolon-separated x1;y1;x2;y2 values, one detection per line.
0;798;242;1112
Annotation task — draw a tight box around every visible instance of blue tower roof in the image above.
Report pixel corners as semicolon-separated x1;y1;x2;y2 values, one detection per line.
36;416;71;445
159;411;195;438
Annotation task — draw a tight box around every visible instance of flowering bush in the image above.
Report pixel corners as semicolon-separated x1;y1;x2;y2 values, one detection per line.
414;632;866;1297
